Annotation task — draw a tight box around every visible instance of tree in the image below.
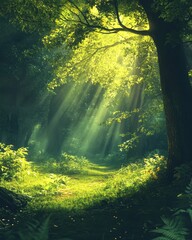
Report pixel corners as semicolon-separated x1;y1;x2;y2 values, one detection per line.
45;0;192;178
137;0;192;177
1;0;192;178
74;0;192;178
45;28;165;158
0;17;53;148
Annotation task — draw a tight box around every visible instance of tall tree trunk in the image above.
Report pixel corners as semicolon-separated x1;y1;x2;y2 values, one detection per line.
140;1;192;178
155;36;192;177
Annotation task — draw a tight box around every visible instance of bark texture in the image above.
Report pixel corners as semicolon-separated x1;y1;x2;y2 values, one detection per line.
140;0;192;178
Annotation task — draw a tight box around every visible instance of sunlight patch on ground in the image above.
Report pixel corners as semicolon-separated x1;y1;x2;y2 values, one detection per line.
1;154;166;214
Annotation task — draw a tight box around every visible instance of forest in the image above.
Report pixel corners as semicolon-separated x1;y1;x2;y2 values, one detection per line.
0;0;192;239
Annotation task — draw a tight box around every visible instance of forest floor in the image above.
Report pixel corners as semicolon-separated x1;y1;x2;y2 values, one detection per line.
0;158;188;240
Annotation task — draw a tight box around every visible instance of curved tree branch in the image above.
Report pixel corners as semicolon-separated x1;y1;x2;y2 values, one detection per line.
113;0;150;36
68;0;90;25
67;0;150;36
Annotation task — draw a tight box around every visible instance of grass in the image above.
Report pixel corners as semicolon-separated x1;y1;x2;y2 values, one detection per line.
0;153;190;240
32;163;117;212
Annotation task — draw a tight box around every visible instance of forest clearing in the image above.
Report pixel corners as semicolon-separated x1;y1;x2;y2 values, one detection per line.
0;0;192;239
0;149;192;239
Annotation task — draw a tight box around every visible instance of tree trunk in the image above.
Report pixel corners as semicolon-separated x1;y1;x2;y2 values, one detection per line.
154;37;192;177
140;1;192;178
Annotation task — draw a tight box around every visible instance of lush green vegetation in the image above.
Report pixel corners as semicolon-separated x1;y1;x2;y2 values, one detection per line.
0;0;192;239
0;145;192;239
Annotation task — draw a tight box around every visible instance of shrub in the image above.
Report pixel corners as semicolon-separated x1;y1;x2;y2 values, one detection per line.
43;153;90;175
0;143;30;181
31;174;70;197
59;153;90;174
143;154;167;180
104;154;167;198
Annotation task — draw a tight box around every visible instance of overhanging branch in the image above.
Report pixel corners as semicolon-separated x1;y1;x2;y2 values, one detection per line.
63;0;150;36
113;0;150;36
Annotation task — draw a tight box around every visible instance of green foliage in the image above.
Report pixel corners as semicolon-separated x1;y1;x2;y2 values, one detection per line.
143;153;167;180
185;180;192;195
2;217;50;240
0;19;54;150
119;133;139;151
29;174;70;197
152;216;189;240
44;153;90;175
118;98;166;153
1;167;70;199
105;161;144;197
1;0;166;158
153;0;192;24
152;179;192;240
105;153;167;197
0;143;30;181
138;100;165;136
0;153;171;239
45;18;164;156
189;69;192;78
60;153;90;174
0;0;60;32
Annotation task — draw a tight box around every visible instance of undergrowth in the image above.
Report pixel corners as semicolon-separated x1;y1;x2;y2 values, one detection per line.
1;217;50;240
42;152;91;175
0;143;30;181
152;179;192;240
0;150;168;217
2;143;191;240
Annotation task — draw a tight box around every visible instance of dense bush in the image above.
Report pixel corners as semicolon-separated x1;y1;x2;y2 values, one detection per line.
143;153;167;180
44;153;90;174
0;143;30;181
59;152;90;174
104;153;167;198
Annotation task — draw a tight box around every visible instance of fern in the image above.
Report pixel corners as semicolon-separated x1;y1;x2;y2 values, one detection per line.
2;217;50;240
20;217;49;240
186;209;192;223
185;179;192;208
152;216;189;240
185;180;192;195
152;179;192;240
152;237;174;240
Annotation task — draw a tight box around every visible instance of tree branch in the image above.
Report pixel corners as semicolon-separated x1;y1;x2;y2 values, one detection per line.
68;0;90;25
113;0;150;36
66;0;150;36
